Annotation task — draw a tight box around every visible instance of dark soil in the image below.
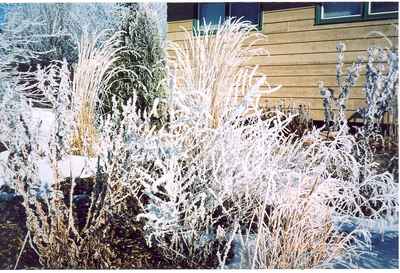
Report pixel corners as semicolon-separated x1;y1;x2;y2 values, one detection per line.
0;185;40;269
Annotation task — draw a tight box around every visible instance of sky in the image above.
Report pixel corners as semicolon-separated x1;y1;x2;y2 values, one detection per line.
0;4;5;25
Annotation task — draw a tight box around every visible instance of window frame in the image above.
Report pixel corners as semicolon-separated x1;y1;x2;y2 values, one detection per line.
193;2;262;35
315;2;398;25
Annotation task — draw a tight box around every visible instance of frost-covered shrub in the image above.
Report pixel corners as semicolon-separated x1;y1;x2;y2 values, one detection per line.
2;3;120;63
0;68;76;267
32;60;75;158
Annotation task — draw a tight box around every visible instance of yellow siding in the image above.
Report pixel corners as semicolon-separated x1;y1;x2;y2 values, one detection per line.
167;6;398;120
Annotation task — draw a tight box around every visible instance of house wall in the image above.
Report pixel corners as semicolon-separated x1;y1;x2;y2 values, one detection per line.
166;5;398;121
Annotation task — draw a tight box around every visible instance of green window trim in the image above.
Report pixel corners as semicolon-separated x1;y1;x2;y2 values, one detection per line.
193;2;262;36
315;2;398;25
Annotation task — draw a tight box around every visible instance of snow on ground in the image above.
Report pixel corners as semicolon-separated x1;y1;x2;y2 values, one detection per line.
350;230;398;268
38;154;98;182
0;151;9;187
0;150;98;188
332;215;399;269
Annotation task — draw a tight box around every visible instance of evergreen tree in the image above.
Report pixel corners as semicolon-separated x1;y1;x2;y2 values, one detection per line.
105;3;166;119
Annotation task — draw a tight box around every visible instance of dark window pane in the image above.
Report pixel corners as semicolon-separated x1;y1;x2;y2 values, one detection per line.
370;2;398;14
322;3;363;19
230;3;260;25
199;3;225;27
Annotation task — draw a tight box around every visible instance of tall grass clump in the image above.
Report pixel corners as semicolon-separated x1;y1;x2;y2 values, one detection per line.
70;31;124;156
167;17;276;128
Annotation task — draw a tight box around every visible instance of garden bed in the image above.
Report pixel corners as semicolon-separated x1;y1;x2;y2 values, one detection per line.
0;181;398;269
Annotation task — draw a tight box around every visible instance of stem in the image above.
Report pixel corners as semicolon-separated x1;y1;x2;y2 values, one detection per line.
14;231;29;270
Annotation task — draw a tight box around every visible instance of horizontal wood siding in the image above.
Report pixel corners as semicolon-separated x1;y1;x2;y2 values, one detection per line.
167;6;398;121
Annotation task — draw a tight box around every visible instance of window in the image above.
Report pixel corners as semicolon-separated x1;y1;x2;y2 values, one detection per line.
321;3;363;20
195;2;261;34
367;2;399;19
316;2;398;24
198;3;226;31
229;3;260;26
